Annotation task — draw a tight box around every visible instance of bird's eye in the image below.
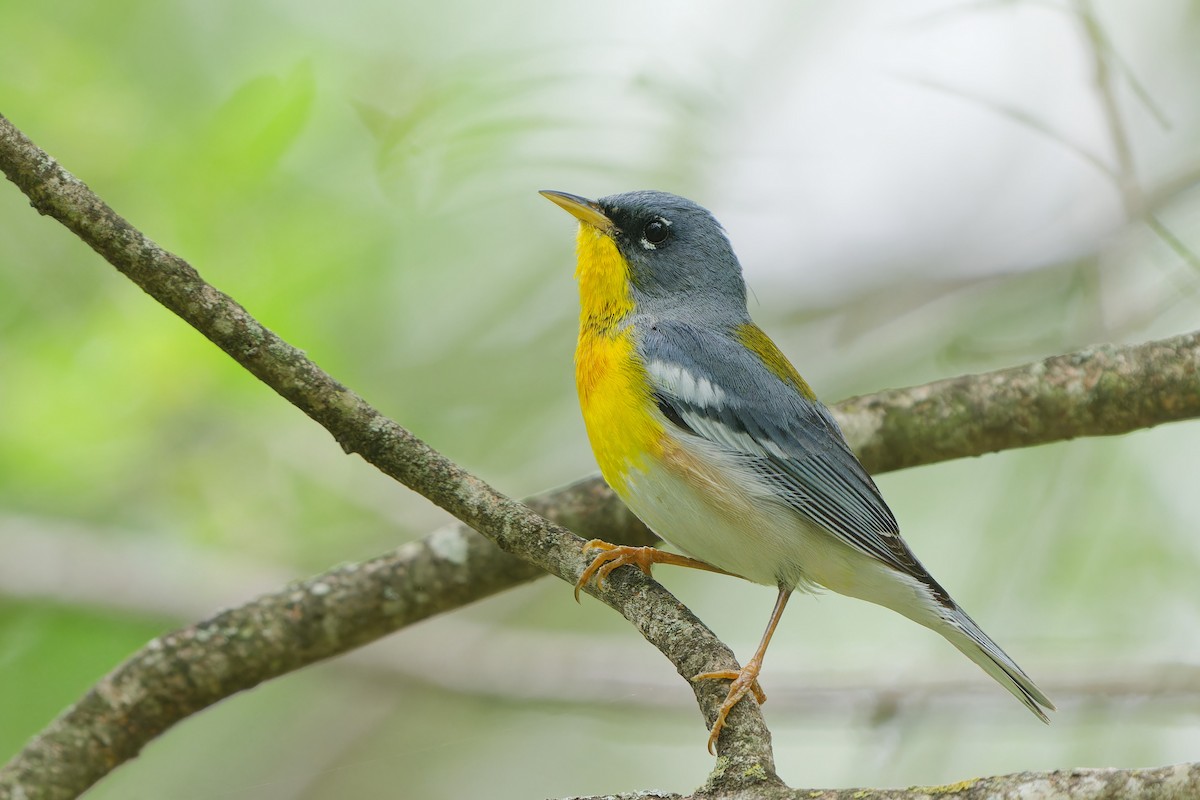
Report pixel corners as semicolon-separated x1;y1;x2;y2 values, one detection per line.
642;218;671;247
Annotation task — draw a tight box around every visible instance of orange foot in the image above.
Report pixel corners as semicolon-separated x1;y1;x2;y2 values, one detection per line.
573;539;725;602
692;660;767;755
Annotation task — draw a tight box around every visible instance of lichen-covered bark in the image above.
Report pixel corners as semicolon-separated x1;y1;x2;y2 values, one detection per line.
837;337;1200;473
572;761;1200;799
0;476;660;799
3;111;1199;800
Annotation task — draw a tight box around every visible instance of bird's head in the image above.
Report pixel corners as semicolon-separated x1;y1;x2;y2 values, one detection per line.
541;189;748;322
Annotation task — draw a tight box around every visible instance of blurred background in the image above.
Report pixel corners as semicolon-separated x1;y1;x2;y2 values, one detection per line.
2;0;1200;797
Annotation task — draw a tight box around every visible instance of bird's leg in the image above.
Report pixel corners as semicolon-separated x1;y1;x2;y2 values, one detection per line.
573;539;732;602
692;587;792;754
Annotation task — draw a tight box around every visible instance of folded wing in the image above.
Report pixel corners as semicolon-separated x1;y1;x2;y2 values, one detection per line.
640;319;941;594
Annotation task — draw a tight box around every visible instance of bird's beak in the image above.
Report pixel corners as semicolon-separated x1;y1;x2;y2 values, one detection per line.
539;190;614;232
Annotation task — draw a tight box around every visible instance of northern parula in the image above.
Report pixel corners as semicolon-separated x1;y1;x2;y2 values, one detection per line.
541;189;1053;753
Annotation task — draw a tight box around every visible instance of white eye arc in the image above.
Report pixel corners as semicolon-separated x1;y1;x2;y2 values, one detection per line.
639;217;672;250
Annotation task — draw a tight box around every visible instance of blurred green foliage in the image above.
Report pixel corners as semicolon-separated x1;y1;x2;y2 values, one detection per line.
2;0;1200;797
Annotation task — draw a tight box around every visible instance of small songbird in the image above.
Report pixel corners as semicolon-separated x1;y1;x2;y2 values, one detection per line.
541;189;1053;753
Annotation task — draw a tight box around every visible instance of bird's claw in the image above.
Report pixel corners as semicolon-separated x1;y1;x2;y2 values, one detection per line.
573;540;659;602
692;664;767;755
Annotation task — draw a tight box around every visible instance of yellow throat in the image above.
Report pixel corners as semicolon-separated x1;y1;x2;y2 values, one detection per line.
572;224;663;491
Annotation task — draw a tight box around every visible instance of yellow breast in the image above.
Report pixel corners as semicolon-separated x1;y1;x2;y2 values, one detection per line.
576;327;664;493
572;223;664;493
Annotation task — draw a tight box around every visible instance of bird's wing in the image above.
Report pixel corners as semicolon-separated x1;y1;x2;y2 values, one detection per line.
638;318;931;582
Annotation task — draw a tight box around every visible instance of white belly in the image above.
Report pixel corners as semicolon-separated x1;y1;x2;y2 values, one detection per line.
615;437;858;593
611;433;952;638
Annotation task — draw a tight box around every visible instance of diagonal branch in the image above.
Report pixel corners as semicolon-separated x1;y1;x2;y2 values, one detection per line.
0;114;778;796
2;110;1199;799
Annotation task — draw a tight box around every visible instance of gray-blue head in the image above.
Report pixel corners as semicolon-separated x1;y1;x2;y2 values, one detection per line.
541;189;748;318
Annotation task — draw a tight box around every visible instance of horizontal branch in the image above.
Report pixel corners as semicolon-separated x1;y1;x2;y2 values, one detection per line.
836;334;1200;473
11;515;1198;715
572;761;1200;800
11;515;1200;715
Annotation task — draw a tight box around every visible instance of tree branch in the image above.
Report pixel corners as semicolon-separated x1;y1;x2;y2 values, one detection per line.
836;333;1200;473
568;761;1200;800
0;115;775;796
2;110;1199;798
10;514;1197;715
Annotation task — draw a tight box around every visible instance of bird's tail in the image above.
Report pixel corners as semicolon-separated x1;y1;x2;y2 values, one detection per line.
935;603;1054;722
